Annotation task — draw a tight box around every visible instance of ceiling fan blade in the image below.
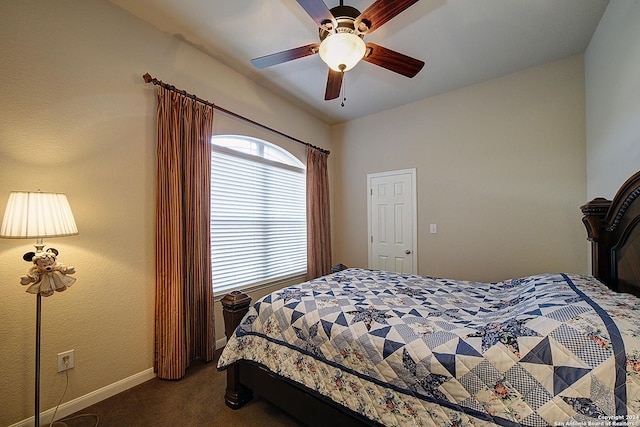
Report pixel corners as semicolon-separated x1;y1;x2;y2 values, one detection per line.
363;43;424;78
355;0;421;34
324;69;343;100
251;43;319;69
296;0;335;28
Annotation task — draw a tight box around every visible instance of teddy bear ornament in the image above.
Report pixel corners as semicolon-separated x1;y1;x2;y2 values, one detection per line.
20;248;76;297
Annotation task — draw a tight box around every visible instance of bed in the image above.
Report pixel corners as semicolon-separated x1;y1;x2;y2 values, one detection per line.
217;170;640;426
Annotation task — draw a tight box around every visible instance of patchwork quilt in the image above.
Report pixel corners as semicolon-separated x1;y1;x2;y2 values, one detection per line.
217;269;640;426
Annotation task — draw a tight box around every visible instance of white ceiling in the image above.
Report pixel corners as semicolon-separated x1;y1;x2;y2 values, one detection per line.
111;0;609;125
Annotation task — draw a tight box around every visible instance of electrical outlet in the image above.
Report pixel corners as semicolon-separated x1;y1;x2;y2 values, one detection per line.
57;349;75;372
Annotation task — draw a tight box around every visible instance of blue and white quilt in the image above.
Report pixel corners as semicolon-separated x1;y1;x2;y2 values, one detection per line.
218;269;640;426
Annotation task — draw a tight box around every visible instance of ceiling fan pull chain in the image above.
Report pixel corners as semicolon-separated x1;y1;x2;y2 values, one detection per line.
341;71;346;107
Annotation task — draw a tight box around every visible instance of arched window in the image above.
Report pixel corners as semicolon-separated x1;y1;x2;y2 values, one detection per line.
211;135;306;294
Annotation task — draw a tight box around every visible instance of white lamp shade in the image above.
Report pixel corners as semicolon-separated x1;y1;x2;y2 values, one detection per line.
0;192;78;238
319;32;366;72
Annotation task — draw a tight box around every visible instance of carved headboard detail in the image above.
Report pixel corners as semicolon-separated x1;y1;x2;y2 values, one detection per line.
581;170;640;298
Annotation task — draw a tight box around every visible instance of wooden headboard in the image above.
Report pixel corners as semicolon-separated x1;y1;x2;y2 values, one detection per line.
581;170;640;298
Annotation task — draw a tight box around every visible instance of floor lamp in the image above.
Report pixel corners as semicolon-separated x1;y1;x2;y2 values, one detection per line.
0;191;78;427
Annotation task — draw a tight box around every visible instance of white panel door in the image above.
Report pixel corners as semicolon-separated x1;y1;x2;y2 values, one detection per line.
368;169;417;274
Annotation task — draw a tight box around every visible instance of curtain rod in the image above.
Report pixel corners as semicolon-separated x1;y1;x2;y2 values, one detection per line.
142;73;330;155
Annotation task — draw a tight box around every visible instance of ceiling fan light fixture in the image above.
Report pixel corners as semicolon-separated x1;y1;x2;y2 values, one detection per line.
318;32;366;72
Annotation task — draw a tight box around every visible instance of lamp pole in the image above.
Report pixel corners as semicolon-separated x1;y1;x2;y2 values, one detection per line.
35;293;41;427
33;236;45;427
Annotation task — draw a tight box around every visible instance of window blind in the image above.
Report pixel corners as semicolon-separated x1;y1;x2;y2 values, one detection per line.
211;148;307;294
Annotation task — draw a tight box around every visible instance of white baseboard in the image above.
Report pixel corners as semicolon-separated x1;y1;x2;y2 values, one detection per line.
216;336;227;350
10;368;156;427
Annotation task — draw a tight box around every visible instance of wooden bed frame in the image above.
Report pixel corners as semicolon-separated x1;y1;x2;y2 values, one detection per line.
581;170;640;297
221;169;640;426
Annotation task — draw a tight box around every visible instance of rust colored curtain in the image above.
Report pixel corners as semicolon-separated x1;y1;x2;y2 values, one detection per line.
154;87;215;380
306;147;332;280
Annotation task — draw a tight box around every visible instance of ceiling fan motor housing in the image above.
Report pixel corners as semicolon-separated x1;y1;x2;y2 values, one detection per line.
319;5;366;41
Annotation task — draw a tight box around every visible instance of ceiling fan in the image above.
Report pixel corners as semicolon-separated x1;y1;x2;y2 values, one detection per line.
251;0;425;101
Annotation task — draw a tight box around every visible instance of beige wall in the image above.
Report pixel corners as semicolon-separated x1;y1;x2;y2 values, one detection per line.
332;55;587;282
0;1;330;425
585;0;640;199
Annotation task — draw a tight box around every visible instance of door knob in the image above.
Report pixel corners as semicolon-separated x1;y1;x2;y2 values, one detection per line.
405;250;412;255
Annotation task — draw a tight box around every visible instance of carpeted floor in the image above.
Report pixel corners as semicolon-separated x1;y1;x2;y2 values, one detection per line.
58;357;303;427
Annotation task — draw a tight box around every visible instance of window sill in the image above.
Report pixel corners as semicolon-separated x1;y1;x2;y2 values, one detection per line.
213;272;307;302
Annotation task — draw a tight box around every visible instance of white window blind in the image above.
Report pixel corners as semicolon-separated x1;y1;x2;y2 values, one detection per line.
210;139;307;294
